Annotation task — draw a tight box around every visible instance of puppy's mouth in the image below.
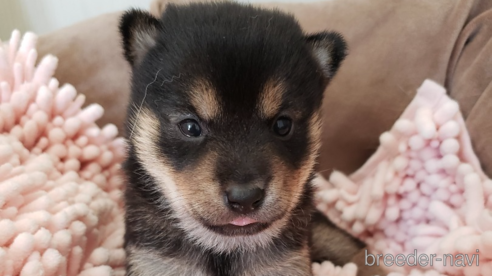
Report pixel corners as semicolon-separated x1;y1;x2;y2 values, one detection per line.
191;205;287;236
229;217;258;226
205;218;271;236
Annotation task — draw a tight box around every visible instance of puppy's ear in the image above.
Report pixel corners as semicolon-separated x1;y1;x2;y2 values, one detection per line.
119;9;162;66
305;32;348;79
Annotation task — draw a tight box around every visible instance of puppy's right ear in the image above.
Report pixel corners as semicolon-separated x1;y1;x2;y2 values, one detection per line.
305;32;347;80
119;9;162;66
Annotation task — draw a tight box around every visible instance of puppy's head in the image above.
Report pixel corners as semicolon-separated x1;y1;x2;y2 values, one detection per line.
120;2;346;251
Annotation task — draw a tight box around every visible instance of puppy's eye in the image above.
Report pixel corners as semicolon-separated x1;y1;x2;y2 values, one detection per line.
273;117;292;137
179;119;202;137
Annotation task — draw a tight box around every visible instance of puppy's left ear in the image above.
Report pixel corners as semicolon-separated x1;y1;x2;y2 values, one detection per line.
119;9;162;66
305;32;348;80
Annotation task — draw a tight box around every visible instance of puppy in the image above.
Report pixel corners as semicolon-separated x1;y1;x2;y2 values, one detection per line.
119;1;386;275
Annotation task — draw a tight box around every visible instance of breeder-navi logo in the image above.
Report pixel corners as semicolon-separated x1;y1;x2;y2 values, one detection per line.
365;250;480;267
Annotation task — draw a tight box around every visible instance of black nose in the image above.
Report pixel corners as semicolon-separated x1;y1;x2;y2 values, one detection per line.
225;185;265;214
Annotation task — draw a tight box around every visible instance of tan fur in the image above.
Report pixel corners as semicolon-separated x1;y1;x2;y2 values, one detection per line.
310;220;362;265
173;150;225;223
288;112;322;211
258;79;285;119
190;79;221;120
351;248;388;276
308;112;322;155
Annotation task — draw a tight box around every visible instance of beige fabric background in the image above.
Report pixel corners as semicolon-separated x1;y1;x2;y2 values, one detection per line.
37;0;492;178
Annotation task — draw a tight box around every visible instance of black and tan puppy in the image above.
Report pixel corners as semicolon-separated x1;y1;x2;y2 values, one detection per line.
119;1;385;276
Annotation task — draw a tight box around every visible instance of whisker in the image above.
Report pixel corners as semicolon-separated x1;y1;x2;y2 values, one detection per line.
160;73;182;86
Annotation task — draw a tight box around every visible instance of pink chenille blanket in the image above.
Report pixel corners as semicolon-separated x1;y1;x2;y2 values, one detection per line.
314;80;492;276
0;31;127;276
2;32;491;276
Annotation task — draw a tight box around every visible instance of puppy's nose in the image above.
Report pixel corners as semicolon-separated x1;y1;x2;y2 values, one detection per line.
225;185;265;214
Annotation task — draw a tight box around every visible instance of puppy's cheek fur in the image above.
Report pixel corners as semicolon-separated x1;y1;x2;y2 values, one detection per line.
132;108;226;220
131;108;192;213
285;112;322;211
174;152;229;224
303;111;322;179
264;156;299;208
260;112;321;228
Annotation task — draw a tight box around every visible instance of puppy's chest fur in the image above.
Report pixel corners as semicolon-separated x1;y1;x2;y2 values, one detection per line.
127;245;310;276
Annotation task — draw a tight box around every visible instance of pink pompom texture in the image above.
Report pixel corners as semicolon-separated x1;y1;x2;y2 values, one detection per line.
315;80;492;276
0;31;126;276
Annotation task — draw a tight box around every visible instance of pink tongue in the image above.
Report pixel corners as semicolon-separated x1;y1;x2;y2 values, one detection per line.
230;217;257;226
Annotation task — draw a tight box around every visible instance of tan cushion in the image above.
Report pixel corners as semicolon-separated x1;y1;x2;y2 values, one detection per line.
37;11;130;131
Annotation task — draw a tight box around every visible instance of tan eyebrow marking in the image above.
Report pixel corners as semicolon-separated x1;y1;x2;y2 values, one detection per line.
258;79;285;119
189;79;221;120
